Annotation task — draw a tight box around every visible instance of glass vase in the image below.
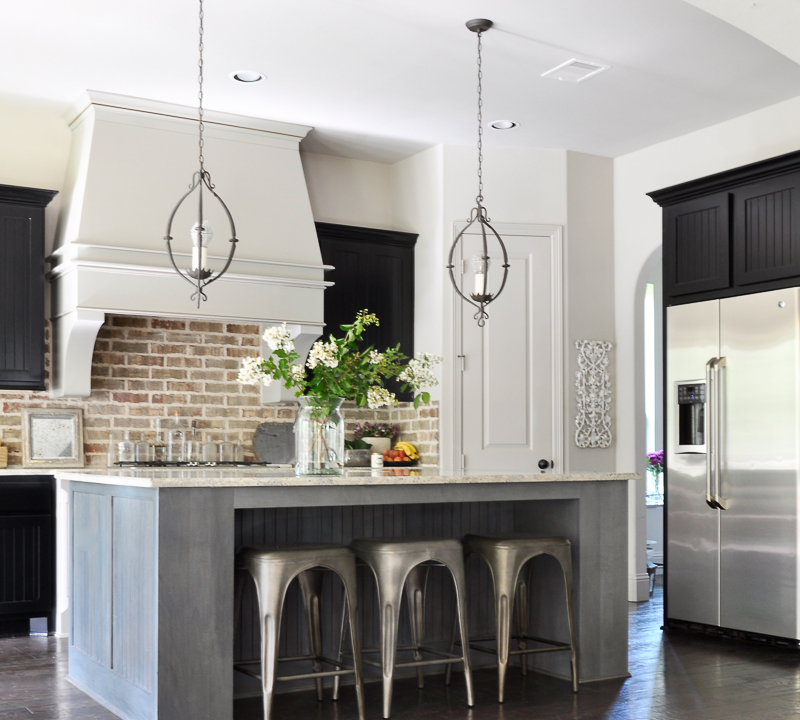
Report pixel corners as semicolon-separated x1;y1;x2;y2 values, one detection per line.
294;396;345;476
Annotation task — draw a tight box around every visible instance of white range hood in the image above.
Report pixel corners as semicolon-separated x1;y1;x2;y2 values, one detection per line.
49;91;326;397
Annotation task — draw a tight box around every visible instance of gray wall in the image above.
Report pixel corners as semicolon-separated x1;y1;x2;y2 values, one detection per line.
565;152;616;472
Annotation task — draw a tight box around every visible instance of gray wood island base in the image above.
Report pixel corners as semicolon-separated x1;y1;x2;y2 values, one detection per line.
61;469;635;720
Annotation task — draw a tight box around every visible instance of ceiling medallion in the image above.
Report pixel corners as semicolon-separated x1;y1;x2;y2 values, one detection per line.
446;19;510;328
164;0;239;307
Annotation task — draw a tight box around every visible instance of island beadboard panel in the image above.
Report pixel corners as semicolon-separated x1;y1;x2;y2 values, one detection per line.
0;316;439;467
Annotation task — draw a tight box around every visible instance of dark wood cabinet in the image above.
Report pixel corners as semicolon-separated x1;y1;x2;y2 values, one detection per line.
650;150;800;304
733;172;800;286
316;222;417;400
0;184;57;390
664;192;730;298
0;476;55;635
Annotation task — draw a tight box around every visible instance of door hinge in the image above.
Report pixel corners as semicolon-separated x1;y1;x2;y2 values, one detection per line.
458;354;465;372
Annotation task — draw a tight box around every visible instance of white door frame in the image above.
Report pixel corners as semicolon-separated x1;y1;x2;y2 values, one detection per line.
449;222;564;474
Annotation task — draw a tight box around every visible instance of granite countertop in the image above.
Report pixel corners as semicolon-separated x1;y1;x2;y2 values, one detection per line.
52;467;638;488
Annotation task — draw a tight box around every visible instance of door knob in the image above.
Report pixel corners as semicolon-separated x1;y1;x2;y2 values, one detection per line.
538;459;551;470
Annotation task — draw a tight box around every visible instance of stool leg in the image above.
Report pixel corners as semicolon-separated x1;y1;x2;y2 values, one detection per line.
516;572;529;677
298;569;325;702
404;565;429;689
444;556;474;708
252;567;290;720
374;562;405;719
444;607;458;686
337;561;366;720
332;585;348;701
491;561;518;704
552;546;578;693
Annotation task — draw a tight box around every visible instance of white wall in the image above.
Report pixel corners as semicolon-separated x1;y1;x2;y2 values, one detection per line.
301;151;393;229
0;103;71;251
615;92;800;601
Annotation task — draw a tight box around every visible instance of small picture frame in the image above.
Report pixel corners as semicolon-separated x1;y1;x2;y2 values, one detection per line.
22;408;85;468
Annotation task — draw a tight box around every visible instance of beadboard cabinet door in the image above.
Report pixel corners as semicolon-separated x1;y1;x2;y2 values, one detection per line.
663;192;730;299
733;172;800;287
0;185;57;390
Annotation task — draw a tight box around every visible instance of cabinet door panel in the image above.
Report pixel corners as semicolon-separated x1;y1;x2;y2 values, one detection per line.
733;172;800;286
0;515;53;616
664;193;730;298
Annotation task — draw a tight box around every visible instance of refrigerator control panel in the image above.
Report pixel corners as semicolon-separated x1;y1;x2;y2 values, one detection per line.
676;380;706;453
678;383;706;404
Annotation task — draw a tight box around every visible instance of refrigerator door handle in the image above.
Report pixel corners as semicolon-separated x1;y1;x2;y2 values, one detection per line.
714;357;729;510
705;357;721;509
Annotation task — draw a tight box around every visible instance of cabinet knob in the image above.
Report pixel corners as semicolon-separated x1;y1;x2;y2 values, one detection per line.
538;459;551;470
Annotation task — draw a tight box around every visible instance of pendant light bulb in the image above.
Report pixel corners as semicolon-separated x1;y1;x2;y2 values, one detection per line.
191;220;213;272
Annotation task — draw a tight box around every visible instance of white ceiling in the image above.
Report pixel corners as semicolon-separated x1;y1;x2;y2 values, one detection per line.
3;0;800;163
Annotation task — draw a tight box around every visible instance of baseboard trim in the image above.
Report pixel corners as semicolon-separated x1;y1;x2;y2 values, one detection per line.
629;572;650;602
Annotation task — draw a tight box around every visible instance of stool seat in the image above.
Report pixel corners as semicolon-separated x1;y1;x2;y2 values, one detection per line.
351;537;463;555
240;543;356;563
463;534;570;552
236;543;365;720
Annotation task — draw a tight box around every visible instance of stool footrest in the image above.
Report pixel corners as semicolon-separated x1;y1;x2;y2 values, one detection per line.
455;634;573;656
234;656;358;682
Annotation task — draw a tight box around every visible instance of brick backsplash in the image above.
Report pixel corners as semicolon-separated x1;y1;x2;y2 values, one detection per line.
0;315;439;467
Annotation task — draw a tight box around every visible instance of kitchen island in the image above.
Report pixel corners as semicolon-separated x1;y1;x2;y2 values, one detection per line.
61;468;635;720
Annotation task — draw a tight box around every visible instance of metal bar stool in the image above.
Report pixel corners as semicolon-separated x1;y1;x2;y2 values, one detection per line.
447;534;578;702
235;544;366;720
339;538;474;719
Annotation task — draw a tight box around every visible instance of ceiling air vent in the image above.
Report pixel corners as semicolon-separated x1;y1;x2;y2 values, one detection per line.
541;58;609;83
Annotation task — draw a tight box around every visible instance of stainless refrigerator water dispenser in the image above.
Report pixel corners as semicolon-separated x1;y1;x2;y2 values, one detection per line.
676;381;705;453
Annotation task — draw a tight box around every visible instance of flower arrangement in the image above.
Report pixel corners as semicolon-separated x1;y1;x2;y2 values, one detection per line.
237;310;441;411
353;422;399;441
646;449;664;494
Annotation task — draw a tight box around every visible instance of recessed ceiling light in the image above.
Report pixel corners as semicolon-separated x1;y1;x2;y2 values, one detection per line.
231;71;265;83
490;120;518;130
541;59;609;83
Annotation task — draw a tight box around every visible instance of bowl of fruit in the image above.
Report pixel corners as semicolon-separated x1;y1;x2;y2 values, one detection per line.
382;442;420;467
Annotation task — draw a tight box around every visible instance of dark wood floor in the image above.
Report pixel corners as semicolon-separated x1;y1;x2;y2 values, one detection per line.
3;579;800;719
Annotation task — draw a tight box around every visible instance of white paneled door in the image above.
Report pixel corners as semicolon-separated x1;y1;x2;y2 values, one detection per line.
456;225;562;474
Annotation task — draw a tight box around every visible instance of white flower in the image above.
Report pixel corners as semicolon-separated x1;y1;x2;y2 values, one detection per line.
288;364;305;383
307;341;339;369
263;323;295;353
368;350;384;364
261;373;275;387
398;352;443;390
367;386;397;409
238;356;268;384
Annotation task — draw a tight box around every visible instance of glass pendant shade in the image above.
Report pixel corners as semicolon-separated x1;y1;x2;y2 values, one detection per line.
190;219;213;272
471;254;490;297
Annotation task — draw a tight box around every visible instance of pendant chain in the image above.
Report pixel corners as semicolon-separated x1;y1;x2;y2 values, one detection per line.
476;29;483;205
198;0;205;172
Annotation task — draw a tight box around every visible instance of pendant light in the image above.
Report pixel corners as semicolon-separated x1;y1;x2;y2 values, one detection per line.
447;19;509;328
164;0;239;307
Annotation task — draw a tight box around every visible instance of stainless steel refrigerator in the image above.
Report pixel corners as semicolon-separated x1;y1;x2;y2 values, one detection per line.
667;287;800;640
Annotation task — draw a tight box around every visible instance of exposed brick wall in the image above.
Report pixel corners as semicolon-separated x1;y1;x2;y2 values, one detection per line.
0;315;439;467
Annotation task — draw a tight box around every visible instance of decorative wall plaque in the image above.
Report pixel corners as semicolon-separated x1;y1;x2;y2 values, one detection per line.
575;340;612;448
